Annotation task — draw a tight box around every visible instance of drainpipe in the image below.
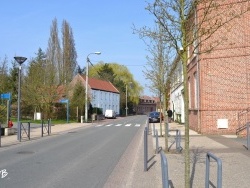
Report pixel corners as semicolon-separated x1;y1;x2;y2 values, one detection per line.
195;7;201;133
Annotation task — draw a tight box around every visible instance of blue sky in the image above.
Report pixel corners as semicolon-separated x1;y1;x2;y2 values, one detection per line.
0;0;156;96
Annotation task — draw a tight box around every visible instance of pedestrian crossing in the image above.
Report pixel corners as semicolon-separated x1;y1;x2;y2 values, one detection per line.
95;123;141;128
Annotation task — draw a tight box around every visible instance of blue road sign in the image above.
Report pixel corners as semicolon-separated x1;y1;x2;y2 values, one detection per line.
59;99;69;103
0;93;11;100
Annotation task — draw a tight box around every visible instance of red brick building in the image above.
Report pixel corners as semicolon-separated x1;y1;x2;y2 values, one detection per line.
188;0;250;134
135;96;159;115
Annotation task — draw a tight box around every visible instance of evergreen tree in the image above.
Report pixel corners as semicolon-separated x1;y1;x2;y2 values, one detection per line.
69;81;85;120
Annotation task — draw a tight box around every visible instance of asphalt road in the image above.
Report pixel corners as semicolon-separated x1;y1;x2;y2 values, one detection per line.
0;115;147;188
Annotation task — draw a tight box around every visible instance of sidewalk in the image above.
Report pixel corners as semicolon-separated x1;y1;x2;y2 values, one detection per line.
0;122;93;147
151;122;250;187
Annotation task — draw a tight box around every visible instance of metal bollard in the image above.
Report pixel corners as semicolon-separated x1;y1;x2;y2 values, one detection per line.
160;151;169;188
47;119;50;135
28;122;30;140
205;152;222;188
247;123;249;150
48;119;51;135
155;129;159;154
153;123;155;137
41;120;44;137
169;129;182;152
147;121;150;134
176;130;182;152
144;127;148;171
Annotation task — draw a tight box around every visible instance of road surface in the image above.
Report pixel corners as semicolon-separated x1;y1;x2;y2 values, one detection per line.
0;115;147;188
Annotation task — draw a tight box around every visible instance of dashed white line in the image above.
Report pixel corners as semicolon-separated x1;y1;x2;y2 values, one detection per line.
115;124;122;126
135;124;141;127
125;124;131;127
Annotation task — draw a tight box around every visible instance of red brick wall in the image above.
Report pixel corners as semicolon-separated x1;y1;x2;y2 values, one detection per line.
188;0;250;134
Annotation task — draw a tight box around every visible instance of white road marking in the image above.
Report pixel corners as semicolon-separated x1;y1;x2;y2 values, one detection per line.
95;124;103;127
96;123;141;127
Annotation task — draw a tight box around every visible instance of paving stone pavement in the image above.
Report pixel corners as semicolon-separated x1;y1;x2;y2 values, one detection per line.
151;122;250;188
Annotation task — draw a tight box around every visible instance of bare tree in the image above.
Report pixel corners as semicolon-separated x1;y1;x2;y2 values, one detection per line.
47;18;62;85
43;18;63;118
62;20;77;84
0;56;9;93
134;23;174;149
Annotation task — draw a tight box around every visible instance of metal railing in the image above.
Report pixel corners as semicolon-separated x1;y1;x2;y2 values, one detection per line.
20;122;30;141
245;122;250;150
205;152;222;188
41;119;51;137
160;150;169;188
169;129;182;152
155;129;159;154
147;120;150;135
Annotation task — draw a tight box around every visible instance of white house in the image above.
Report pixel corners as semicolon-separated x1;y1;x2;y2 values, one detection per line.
71;74;120;115
169;59;185;123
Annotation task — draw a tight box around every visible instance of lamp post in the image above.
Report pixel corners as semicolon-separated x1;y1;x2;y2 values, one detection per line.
14;56;27;141
126;82;132;117
85;52;101;123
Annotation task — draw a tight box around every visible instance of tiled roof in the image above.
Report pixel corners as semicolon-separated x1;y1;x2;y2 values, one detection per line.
81;75;120;93
140;95;158;101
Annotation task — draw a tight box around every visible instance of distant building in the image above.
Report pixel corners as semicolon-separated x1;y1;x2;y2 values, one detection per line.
70;74;120;115
135;95;159;115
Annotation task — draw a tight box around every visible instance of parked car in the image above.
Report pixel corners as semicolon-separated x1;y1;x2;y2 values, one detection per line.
148;111;163;123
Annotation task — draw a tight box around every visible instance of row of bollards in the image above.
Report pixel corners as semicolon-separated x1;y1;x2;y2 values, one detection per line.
0;120;52;147
146;122;223;188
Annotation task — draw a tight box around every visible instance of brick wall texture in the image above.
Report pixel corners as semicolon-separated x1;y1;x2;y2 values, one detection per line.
188;0;250;134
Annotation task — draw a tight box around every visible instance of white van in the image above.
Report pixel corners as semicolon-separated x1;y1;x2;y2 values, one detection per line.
105;109;116;119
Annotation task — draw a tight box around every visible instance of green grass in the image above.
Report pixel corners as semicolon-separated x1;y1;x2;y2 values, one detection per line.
10;118;78;125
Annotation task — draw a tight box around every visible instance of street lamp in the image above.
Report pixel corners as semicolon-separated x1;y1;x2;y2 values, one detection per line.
126;82;132;117
85;52;101;123
14;56;27;141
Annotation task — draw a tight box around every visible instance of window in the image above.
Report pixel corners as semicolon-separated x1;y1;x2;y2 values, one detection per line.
188;77;191;108
194;72;198;108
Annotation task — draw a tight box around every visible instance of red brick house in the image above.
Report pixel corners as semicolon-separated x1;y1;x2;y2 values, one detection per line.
187;0;250;134
135;96;158;115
